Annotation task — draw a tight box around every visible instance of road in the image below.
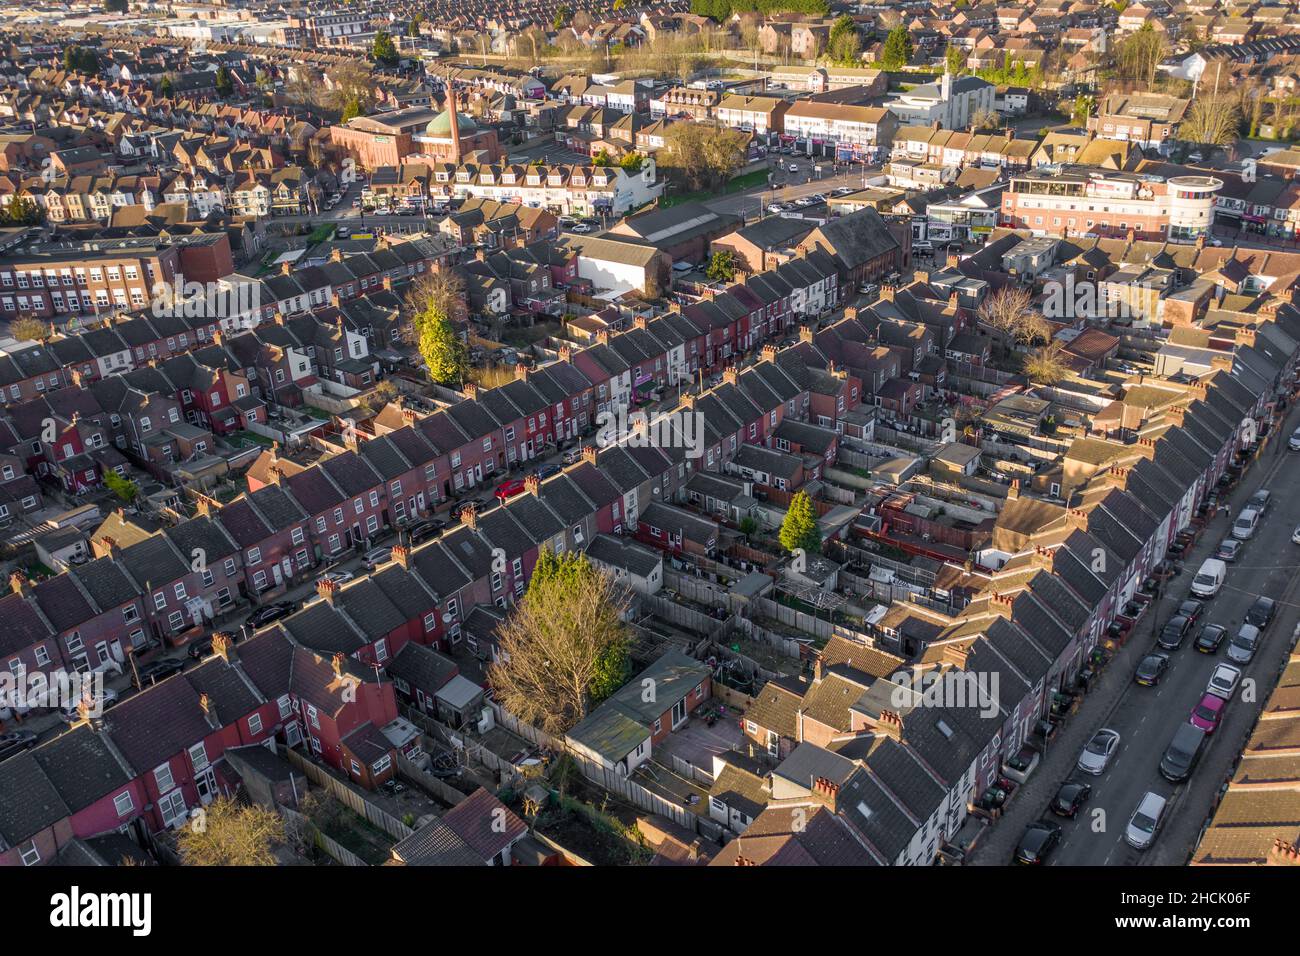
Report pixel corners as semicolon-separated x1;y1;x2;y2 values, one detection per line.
1031;405;1300;866
703;160;885;220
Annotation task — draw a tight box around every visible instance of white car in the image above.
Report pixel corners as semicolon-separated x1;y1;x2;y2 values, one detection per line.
1077;728;1121;775
60;686;121;723
1207;662;1243;700
570;223;593;234
788;163;799;172
766;203;786;214
1290;426;1300;451
1232;507;1261;540
1293;524;1300;545
363;547;392;570
317;570;355;587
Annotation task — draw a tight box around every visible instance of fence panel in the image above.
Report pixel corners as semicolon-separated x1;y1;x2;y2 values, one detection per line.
284;748;413;841
280;805;369;867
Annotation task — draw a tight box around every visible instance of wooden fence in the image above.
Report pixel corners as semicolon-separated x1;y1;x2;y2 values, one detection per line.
396;751;468;807
284;749;414;842
280;805;369;867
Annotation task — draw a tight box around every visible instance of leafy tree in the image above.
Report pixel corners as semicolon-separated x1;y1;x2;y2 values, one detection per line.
489;549;632;734
661;122;749;191
706;250;736;282
0;194;43;226
619;152;644;174
1070;94;1094;127
592;147;615;167
613;0;628;8
177;798;284;866
828;16;862;66
9;315;49;342
945;45;966;76
407;13;424;37
215;66;233;97
159;75;173;97
372;31;399;67
780;490;821;555
554;4;572;29
340;97;363;122
417;307;468;386
103;470;139;503
970;106;1000;131
881;26;914;70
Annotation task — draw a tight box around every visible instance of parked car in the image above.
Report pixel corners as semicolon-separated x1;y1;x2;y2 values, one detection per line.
1248;489;1272;514
1157;614;1192;650
317;570;355;587
1160;722;1207;782
1195;623;1228;654
1190;692;1226;734
532;463;562;481
60;686;121;723
247;601;295;629
188;636;214;660
1215;539;1242;562
766;203;785;214
495;479;526;501
562;446;588;465
0;730;38;762
1077;728;1121;775
133;657;185;690
1207;662;1243;699
1135;651;1171;685
1050;782;1091;818
407;518;446;544
1292;524;1300;545
1226;623;1261;665
1124;791;1168;850
1245;595;1276;629
570;222;593;233
1232;507;1261;540
1014;820;1063;864
1177;599;1205;626
1289;425;1300;451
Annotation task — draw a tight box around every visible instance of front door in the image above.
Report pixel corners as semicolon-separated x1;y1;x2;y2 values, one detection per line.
195;767;217;805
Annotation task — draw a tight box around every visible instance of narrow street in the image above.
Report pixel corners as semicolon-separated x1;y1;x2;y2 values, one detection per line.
971;401;1300;866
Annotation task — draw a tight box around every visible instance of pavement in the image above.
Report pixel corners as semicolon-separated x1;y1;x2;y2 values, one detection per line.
969;399;1300;866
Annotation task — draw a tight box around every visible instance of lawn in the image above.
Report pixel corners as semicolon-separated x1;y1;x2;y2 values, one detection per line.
662;169;769;208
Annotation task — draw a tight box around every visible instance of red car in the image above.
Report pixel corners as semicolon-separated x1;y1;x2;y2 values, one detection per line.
1190;693;1225;734
495;479;526;501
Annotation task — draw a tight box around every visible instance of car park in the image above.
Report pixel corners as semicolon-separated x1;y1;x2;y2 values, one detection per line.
1190;693;1226;734
1207;662;1242;699
1050;782;1091;818
1014;820;1063;864
1245;595;1275;629
1156;614;1192;650
1077;728;1121;774
1159;722;1207;782
1232;507;1261;540
1124;792;1168;850
1194;623;1227;654
1226;623;1261;664
1134;651;1171;685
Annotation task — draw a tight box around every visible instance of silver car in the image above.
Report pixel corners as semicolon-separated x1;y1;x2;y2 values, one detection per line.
1077;728;1122;775
1124;791;1167;850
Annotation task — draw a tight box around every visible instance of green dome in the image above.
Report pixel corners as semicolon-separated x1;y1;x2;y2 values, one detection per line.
425;110;477;136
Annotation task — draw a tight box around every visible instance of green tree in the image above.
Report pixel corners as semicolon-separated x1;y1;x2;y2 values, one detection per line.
881;26;914;70
779;490;821;555
618;152;644;174
8;315;49;342
407;13;424;37
489;550;632;734
160;75;173;97
417;307;467;386
828;16;862;66
372;30;399;67
340;96;363;122
554;4;572;29
0;194;42;226
661;122;749;191
706;250;736;282
1024;342;1069;386
945;45;966;76
104;470;139;504
215;66;233;97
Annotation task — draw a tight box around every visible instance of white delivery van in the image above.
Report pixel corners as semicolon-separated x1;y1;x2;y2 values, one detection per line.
1190;557;1227;598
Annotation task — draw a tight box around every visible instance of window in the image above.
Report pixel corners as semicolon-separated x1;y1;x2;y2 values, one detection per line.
123;604;139;624
291;527;305;545
224;558;236;576
248;712;263;735
277;695;292;719
114;791;134;817
372;754;392;775
168;611;184;631
154;591;167;611
154;762;175;792
174;582;187;601
20;842;39;866
306;703;319;729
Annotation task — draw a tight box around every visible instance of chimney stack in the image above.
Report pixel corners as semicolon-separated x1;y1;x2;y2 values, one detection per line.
581;445;598;466
212;631;237;663
390;544;410;569
8;570;31;597
317;577;340;605
460;505;478;529
524;475;541;496
331;651;346;679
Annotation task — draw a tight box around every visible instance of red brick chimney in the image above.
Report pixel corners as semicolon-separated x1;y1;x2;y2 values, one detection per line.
8;570;31;597
390;545;410;569
331;651;346;679
525;475;541;496
317;577;340;605
212;631;237;662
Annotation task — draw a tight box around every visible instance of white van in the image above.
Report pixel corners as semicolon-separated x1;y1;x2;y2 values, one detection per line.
1190;557;1227;598
1125;791;1167;850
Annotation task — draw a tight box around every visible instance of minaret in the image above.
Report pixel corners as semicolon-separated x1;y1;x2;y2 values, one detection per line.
446;70;463;165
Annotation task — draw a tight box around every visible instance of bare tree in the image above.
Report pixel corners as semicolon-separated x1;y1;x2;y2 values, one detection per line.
1180;93;1241;147
1024;342;1070;385
977;286;1035;352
